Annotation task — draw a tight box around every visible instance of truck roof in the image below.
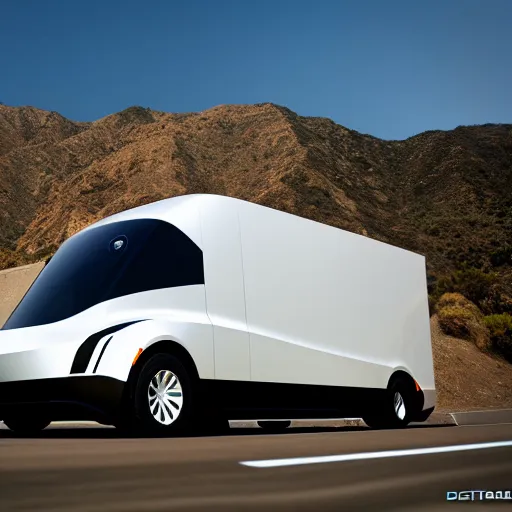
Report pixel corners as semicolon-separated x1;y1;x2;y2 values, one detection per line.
78;194;424;259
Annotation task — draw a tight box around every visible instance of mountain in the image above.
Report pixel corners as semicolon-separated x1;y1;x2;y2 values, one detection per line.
0;103;511;295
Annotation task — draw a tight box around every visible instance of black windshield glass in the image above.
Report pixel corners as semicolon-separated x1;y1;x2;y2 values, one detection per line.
3;218;204;330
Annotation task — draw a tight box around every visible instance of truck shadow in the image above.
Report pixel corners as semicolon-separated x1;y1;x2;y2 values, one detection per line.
0;423;454;439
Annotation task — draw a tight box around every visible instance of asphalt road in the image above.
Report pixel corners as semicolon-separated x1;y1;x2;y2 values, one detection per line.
0;422;511;511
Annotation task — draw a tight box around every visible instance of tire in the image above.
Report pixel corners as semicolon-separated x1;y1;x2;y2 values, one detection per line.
2;416;51;434
363;378;415;430
131;353;194;436
257;420;291;431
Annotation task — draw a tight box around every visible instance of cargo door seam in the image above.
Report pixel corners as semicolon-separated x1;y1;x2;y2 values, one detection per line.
198;203;216;378
237;206;251;380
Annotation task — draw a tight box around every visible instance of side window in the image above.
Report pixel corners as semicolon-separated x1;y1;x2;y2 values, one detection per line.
109;221;205;299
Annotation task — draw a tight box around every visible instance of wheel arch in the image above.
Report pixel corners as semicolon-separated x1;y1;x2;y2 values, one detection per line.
387;369;417;390
388;369;425;419
120;339;200;414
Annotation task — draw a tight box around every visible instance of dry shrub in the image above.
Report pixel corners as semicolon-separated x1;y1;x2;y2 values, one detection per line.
436;293;491;352
0;248;28;271
0;245;55;271
433;267;497;308
484;313;512;362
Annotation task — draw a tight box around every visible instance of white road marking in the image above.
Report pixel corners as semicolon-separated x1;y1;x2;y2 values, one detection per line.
240;440;512;468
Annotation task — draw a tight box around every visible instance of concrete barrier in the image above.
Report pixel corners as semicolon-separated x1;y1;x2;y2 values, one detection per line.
0;262;44;328
450;409;512;426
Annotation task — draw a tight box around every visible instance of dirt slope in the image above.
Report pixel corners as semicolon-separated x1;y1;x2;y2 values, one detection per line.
431;315;512;411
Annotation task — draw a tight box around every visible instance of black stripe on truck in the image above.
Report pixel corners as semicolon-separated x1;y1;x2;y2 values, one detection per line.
92;335;114;373
70;321;145;374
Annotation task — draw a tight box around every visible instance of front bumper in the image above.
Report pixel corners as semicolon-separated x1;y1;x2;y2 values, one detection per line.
0;375;125;423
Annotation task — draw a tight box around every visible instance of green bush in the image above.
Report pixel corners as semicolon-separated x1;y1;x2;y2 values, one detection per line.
484;313;512;362
433;267;497;308
484;313;512;335
480;288;512;315
436;293;491;351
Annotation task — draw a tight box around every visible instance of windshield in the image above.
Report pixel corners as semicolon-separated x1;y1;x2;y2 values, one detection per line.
2;218;204;330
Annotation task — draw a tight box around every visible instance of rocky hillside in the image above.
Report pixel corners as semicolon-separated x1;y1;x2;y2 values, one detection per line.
0;103;511;297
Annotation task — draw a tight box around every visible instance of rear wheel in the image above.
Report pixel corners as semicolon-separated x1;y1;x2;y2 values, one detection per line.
130;354;194;435
2;415;51;434
257;420;291;431
363;378;415;430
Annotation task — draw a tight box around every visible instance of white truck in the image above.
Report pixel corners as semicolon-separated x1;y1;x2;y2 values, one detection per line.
0;194;435;434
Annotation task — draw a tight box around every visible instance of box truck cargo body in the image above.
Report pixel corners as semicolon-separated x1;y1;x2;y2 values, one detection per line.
0;194;435;434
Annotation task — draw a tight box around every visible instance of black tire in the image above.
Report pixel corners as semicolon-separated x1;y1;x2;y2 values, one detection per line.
363;378;415;430
2;416;51;434
130;353;194;436
257;420;291;431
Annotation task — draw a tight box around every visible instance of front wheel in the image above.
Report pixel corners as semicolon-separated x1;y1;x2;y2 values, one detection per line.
130;353;194;436
2;415;51;434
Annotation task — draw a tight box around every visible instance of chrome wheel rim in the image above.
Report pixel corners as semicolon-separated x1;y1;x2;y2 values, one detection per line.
394;391;406;420
148;370;183;425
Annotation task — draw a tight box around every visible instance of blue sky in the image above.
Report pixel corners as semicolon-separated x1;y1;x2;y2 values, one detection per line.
1;0;511;140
